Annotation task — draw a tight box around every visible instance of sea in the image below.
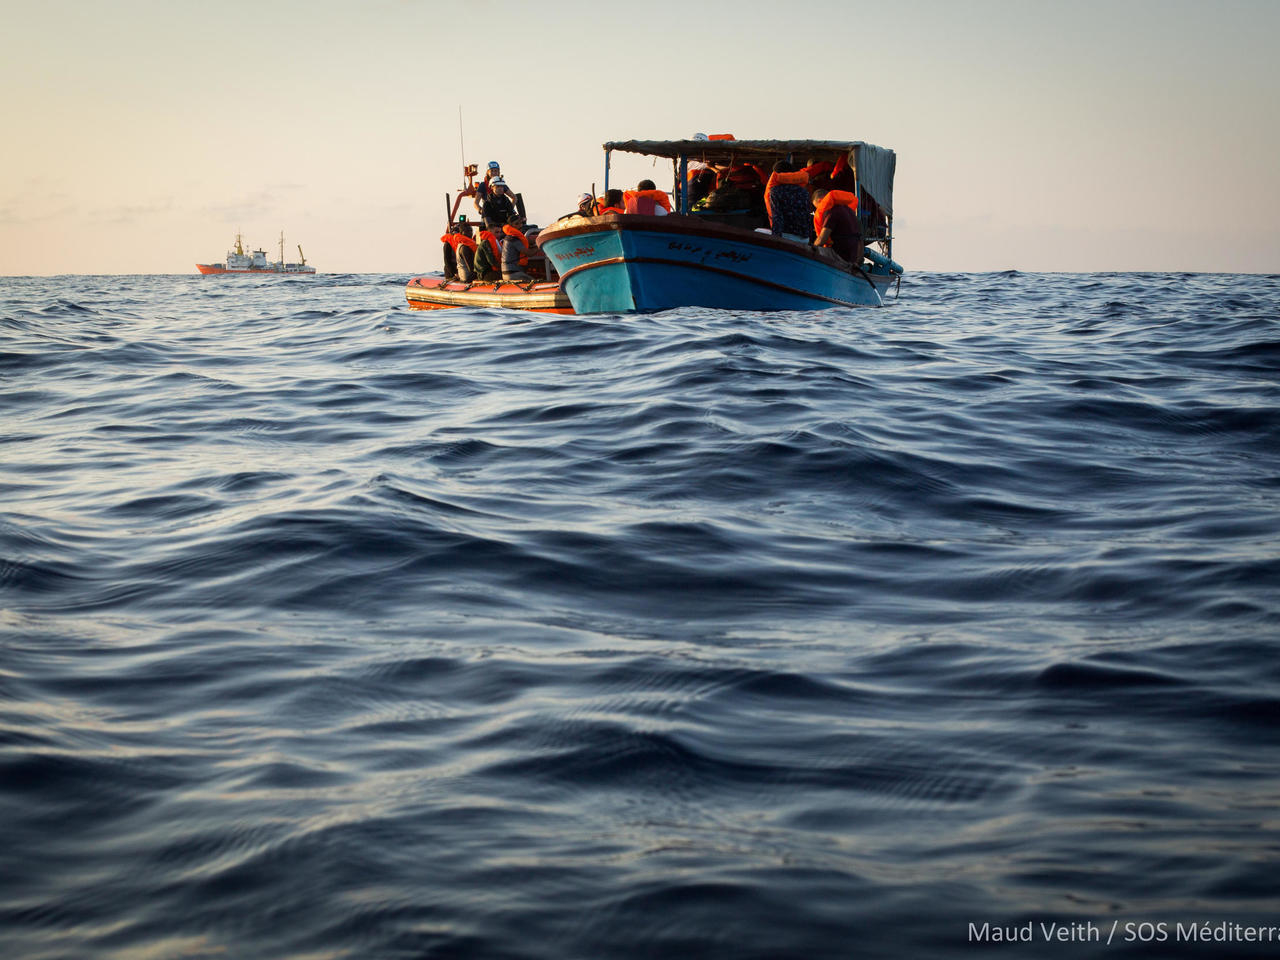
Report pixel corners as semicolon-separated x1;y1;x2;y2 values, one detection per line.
1;271;1278;959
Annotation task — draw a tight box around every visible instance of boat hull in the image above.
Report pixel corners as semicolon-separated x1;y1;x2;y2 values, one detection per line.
196;264;316;275
537;214;888;314
404;276;574;314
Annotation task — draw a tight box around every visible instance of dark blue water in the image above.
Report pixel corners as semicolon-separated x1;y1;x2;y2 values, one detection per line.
2;272;1278;959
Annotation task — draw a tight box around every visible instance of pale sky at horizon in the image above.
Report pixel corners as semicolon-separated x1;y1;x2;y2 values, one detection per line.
2;0;1277;275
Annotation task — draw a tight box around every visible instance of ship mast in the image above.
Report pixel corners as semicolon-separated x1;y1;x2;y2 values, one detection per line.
278;230;285;266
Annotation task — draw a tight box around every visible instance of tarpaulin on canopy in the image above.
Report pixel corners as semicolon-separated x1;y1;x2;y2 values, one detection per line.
603;138;897;216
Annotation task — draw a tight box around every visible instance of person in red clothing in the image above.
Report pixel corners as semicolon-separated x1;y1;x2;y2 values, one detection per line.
623;179;672;216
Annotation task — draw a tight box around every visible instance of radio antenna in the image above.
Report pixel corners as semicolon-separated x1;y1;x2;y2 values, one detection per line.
458;106;466;169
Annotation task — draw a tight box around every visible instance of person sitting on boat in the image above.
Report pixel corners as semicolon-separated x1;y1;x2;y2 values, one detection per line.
598;189;626;215
474;225;503;281
440;229;459;282
623;179;671;216
765;160;812;241
811;188;863;268
455;222;478;282
728;163;769;223
478;178;519;230
500;213;533;283
686;167;717;211
440;221;478;282
557;192;596;221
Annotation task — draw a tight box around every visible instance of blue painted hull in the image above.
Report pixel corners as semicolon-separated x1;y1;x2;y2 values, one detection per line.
537;215;888;314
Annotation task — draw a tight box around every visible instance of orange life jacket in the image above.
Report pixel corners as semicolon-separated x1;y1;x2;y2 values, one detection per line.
708;133;735;141
597;197;625;214
763;170;810;222
479;230;500;261
812;190;858;237
441;233;477;252
501;223;529;265
800;160;834;182
623;189;673;215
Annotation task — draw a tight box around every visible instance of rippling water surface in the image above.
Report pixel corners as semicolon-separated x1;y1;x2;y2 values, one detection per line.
2;272;1278;958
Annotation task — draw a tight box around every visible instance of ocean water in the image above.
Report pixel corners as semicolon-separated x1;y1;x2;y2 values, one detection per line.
1;271;1278;959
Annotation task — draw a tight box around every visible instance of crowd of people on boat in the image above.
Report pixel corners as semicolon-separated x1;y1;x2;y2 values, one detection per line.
439;160;540;284
439;144;889;285
676;134;889;271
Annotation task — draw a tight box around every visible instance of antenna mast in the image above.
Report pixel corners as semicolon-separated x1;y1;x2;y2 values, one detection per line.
458;106;466;169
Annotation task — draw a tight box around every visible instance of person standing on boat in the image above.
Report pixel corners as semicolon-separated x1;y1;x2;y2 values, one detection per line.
765;160;812;241
811;188;864;268
474;161;513;205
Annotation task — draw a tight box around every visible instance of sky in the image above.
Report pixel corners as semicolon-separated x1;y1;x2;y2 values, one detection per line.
1;0;1277;275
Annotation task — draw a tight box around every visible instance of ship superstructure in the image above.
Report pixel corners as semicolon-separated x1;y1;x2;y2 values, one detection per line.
197;232;316;275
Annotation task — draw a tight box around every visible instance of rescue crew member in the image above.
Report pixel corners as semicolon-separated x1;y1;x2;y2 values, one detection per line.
474;161;514;206
478;178;518;231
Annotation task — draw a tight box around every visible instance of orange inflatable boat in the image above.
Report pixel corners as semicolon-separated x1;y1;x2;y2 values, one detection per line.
404;276;573;313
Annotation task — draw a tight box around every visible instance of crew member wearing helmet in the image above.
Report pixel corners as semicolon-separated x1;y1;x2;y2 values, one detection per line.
474;161;516;206
478;177;519;230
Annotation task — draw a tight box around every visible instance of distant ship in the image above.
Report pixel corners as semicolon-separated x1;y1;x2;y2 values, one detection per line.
197;232;316;275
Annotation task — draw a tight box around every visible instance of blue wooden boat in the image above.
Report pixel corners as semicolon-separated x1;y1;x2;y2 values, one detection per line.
536;138;902;314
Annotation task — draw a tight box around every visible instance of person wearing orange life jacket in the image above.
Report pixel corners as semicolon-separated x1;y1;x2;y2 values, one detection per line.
500;214;533;282
623;179;672;216
597;189;626;215
811;188;863;267
440;228;459;281
764;160;812;241
473;225;503;280
799;158;834;188
440;222;478;281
